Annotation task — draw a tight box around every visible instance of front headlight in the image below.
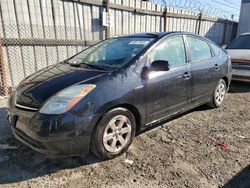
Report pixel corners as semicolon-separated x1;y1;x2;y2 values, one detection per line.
39;84;96;114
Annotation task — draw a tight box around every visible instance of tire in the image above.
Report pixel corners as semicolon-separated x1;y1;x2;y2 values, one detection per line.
208;79;227;108
90;108;136;160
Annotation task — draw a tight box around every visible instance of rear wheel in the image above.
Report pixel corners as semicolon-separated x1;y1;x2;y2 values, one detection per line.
90;108;136;159
208;79;227;108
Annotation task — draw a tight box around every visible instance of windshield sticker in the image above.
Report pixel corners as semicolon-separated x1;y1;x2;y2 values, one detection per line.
129;41;149;45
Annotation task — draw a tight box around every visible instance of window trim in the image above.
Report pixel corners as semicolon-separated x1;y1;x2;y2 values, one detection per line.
185;35;213;63
209;42;222;58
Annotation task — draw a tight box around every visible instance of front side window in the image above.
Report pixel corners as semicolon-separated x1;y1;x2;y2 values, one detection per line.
148;36;186;68
187;37;212;62
67;37;155;70
226;35;250;49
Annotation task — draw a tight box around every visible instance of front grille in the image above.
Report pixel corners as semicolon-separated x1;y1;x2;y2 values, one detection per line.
232;60;250;70
15;102;38;111
13;93;39;111
14;89;41;111
232;75;250;80
231;59;250;64
233;64;250;70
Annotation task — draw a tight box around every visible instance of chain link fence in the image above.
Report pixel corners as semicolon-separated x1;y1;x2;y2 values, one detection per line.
0;0;106;96
0;0;237;97
0;25;104;96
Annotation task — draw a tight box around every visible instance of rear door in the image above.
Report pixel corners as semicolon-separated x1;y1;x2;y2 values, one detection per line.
144;36;192;124
207;42;226;89
185;36;214;104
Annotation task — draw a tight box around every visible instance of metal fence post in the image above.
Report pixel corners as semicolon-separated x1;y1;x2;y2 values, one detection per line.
0;38;8;96
229;21;236;42
196;12;202;35
222;19;228;45
104;0;110;39
163;7;168;32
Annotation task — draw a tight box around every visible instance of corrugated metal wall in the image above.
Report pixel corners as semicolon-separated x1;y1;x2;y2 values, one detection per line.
0;0;238;96
237;0;250;35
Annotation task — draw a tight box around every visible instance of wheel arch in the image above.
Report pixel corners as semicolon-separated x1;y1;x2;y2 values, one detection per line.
106;103;142;133
89;102;142;155
221;76;229;88
94;102;142;134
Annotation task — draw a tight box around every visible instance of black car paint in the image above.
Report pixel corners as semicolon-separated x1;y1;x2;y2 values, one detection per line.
15;64;109;108
6;32;232;157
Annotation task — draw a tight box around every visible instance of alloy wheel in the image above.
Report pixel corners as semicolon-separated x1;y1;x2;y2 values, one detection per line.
103;115;132;153
215;82;226;105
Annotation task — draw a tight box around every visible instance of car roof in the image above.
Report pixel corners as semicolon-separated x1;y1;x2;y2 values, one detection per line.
239;32;250;36
117;32;217;46
119;31;197;38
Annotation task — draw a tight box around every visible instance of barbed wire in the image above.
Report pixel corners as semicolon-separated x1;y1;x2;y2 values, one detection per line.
151;0;239;20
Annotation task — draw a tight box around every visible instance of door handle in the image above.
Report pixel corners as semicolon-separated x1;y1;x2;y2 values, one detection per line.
182;71;191;80
214;64;219;70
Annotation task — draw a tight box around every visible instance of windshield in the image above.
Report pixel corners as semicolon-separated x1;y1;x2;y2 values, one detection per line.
226;35;250;50
67;37;155;70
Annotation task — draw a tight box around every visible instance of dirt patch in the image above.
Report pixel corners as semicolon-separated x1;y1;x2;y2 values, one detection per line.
0;82;250;188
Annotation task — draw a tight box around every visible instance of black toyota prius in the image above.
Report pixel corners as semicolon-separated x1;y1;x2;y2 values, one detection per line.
6;32;232;159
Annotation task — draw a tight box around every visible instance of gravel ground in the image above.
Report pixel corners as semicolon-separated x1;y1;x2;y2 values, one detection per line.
0;81;249;188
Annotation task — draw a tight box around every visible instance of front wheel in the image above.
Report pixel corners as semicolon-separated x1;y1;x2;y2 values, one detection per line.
90;108;136;160
208;79;227;108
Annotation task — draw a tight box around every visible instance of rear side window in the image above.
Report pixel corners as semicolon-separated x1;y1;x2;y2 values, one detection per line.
210;43;221;57
187;37;212;62
148;36;186;68
226;35;250;49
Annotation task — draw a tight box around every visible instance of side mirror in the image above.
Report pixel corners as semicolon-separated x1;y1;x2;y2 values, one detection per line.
151;60;170;71
141;60;170;80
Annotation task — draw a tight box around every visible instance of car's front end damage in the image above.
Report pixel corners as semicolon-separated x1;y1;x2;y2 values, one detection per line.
6;64;107;158
6;89;102;158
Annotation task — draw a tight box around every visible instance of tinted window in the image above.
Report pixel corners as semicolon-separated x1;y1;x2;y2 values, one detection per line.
68;37;155;70
148;36;186;68
187;37;212;62
226;35;250;49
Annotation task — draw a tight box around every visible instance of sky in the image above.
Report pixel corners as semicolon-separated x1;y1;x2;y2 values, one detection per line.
153;0;242;20
202;0;241;17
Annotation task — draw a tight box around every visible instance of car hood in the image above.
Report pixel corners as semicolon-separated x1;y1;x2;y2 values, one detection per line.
14;64;109;109
226;49;250;62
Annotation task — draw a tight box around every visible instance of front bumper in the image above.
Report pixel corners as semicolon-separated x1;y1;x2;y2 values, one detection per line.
232;68;250;82
6;96;101;158
11;126;81;157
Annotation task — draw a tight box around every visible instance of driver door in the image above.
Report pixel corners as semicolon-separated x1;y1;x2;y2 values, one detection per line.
144;36;192;124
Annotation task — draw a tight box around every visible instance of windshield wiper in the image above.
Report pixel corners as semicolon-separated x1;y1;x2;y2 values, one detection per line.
65;59;108;70
81;62;107;70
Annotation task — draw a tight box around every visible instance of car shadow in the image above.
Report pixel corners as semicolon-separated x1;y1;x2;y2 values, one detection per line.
223;165;250;188
0;106;103;185
228;81;250;93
